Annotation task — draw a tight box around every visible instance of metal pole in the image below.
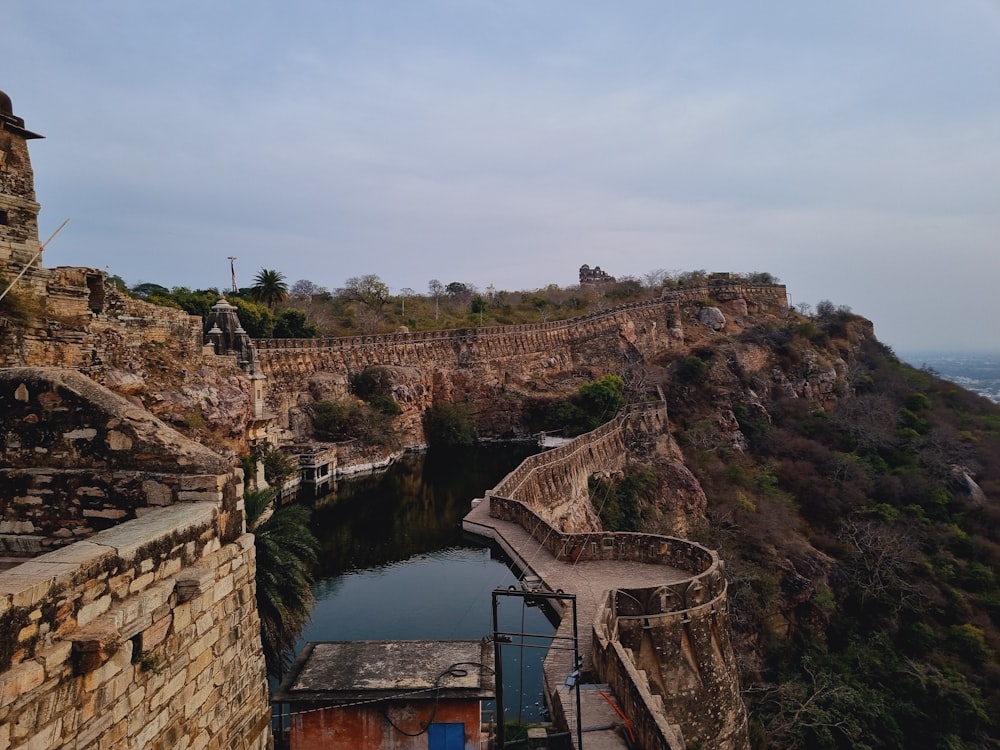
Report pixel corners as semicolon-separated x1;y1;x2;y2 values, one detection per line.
0;217;70;304
573;595;583;750
492;591;505;749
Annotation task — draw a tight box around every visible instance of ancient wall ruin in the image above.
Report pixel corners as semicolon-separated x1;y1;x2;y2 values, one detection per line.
0;368;271;750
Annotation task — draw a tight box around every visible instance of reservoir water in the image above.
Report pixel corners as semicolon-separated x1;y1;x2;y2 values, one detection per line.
297;445;556;723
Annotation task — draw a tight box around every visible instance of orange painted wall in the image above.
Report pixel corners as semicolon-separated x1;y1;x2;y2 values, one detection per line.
290;699;481;750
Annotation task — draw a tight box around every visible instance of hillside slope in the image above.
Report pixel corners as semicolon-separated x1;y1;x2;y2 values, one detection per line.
646;309;1000;749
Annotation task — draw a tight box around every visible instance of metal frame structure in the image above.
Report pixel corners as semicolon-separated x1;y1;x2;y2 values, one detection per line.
491;587;583;749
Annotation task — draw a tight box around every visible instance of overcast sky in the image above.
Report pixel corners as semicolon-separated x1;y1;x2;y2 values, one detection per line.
6;1;999;353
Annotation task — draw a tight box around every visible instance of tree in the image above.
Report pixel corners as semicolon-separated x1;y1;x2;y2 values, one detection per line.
399;287;415;319
428;279;444;321
342;274;390;333
248;269;288;309
230;297;275;338
423;401;475;446
273;308;317;338
576;374;626;428
290;279;329;300
446;281;474;303
643;268;672;290
245;487;318;679
130;282;171;299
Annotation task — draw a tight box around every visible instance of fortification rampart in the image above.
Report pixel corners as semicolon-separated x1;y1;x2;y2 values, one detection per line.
484;402;749;749
1;275;204;371
0;368;271;750
253;283;785;438
256;281;786;360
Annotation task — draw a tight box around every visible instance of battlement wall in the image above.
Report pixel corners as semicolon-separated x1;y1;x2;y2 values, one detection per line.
253;283;786;437
484;400;748;749
256;282;786;361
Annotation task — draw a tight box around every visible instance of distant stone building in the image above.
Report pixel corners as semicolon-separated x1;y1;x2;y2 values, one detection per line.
579;263;616;286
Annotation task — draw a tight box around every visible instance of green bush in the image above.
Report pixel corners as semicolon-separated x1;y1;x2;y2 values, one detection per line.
677;355;709;384
311;399;399;447
589;466;657;531
273;308;317;338
423;402;475;446
523;375;625;437
350;367;401;416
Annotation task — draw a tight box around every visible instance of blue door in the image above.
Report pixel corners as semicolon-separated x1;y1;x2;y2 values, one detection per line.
427;722;465;750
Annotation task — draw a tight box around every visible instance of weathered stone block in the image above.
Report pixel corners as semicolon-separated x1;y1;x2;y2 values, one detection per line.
69;621;123;675
212;574;234;605
0;660;44;709
142;613;172;651
174;568;214;602
76;594;112;627
19;716;60;750
36;641;72;677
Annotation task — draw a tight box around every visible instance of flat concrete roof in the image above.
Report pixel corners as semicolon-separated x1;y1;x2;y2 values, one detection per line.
274;640;495;704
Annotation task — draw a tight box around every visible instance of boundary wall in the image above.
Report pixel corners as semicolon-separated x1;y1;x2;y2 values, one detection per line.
483;404;749;749
255;281;786;362
0;368;271;750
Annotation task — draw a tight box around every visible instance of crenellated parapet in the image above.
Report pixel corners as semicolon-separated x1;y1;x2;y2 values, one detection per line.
253;283;786;438
479;399;749;749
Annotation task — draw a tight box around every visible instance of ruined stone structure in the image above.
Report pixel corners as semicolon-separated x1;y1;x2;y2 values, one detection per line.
0;368;272;750
579;264;616;286
473;404;749;749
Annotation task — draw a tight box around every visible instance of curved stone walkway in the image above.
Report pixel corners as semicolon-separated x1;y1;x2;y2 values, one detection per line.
463;497;690;749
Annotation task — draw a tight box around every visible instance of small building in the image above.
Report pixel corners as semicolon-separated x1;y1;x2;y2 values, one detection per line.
274;640;495;750
579;263;616;286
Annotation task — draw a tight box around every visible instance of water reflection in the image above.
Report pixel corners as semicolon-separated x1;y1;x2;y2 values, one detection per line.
298;445;554;722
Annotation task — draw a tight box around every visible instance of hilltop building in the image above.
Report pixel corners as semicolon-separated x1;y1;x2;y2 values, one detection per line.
579;263;616;286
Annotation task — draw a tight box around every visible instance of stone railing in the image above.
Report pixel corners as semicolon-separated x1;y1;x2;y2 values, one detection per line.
590;605;687;750
493;402;662;489
483;396;748;749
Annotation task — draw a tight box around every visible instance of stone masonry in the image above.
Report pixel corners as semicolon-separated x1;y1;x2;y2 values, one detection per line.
471;403;749;749
0;368;271;750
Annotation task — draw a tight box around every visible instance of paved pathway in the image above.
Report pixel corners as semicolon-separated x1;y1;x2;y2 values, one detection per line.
463;497;690;749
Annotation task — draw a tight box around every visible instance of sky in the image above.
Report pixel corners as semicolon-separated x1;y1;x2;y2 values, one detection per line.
5;1;1000;353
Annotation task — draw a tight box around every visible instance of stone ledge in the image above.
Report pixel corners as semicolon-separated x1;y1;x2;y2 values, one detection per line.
87;503;218;561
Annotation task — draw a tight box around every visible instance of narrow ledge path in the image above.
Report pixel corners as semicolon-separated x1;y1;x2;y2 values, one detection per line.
463;497;689;750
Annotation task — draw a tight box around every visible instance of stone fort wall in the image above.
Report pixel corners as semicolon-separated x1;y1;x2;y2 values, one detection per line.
0;368;271;750
1;271;204;371
253;282;786;433
485;403;749;750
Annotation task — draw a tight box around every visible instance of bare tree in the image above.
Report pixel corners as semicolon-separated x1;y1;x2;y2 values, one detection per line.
643;268;671;290
428;279;444;321
341;274;391;334
837;518;922;609
399;287;415;318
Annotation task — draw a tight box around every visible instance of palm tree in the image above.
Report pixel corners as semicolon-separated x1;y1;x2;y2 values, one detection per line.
246;487;319;679
249;268;289;310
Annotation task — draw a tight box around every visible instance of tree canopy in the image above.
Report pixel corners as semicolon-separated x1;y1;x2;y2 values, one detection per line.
248;268;288;309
